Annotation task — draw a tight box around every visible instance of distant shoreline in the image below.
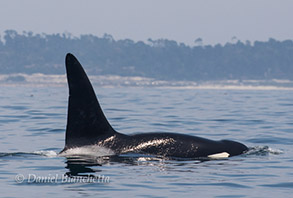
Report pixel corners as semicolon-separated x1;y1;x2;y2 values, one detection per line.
1;31;292;82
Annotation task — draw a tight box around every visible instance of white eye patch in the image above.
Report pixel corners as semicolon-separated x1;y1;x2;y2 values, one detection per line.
208;152;230;159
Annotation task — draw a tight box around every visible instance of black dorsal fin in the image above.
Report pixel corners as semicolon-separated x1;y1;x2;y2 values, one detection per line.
64;53;116;147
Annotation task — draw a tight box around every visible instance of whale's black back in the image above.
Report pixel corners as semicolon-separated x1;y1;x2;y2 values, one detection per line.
65;54;116;148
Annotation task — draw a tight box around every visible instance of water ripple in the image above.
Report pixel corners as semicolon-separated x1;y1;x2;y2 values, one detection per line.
0;87;292;197
260;182;293;188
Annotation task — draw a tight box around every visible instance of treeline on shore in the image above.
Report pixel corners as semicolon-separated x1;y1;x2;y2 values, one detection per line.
0;30;292;81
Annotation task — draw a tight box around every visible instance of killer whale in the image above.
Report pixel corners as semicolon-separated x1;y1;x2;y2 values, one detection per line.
60;53;248;158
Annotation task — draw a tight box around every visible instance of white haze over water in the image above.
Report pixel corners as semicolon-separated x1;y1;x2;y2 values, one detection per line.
0;73;292;90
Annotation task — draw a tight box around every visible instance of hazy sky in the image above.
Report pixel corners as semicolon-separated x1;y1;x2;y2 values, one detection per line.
1;0;293;45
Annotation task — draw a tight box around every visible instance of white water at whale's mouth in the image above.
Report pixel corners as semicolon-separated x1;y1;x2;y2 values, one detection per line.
58;145;115;157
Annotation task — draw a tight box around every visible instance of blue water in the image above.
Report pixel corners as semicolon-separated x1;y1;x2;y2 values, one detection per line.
0;85;292;197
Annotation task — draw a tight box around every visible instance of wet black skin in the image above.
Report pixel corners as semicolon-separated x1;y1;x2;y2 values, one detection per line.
60;53;248;158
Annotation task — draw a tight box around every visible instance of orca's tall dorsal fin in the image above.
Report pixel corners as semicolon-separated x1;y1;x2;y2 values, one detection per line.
64;53;116;147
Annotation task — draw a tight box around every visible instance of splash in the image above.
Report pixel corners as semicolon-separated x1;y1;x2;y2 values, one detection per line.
0;150;58;158
58;145;115;157
33;150;59;157
244;146;283;156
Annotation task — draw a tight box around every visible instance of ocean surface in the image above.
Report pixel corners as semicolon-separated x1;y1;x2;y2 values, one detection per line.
0;85;292;197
